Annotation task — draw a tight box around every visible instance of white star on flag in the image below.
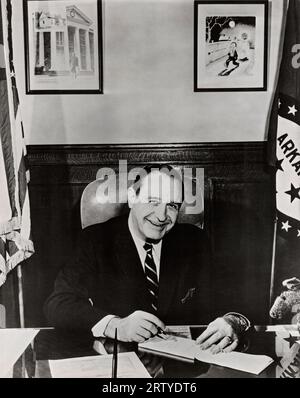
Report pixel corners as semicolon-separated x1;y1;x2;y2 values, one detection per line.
288;105;297;116
281;220;292;232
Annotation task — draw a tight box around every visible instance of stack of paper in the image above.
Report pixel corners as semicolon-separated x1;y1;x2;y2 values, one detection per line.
194;350;274;375
49;352;151;378
139;335;274;375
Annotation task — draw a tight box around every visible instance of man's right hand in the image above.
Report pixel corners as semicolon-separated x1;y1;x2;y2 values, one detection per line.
104;310;165;342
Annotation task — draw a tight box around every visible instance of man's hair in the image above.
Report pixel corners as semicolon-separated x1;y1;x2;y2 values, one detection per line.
131;163;184;202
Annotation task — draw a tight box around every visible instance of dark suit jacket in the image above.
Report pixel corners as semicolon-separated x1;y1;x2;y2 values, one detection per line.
44;215;212;332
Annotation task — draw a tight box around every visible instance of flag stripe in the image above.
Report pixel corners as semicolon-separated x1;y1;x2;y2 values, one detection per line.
5;0;18;117
0;238;5;261
0;4;3;45
11;78;18;117
278;93;300;126
18;156;27;210
0;82;17;217
277;211;300;241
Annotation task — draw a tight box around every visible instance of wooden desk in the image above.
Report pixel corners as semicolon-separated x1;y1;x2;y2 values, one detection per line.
13;326;300;378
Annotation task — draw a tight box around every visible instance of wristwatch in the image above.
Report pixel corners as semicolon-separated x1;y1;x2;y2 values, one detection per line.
223;312;251;334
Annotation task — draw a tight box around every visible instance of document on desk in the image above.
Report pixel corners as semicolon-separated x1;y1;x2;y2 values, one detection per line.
139;335;197;361
0;328;39;378
49;352;151;378
139;335;274;374
194;351;274;375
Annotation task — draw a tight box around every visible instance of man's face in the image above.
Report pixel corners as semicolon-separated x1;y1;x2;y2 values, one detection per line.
128;171;182;242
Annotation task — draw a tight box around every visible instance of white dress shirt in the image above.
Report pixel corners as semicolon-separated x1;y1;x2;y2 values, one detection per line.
91;214;162;337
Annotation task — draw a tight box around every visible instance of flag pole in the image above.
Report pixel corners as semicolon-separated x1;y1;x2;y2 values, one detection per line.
269;215;278;315
17;265;25;328
17;264;26;378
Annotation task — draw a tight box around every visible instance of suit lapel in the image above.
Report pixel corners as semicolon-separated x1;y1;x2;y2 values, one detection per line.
158;230;181;317
112;216;149;298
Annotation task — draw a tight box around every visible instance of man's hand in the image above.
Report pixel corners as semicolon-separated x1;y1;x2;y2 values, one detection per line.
104;310;165;343
196;317;239;354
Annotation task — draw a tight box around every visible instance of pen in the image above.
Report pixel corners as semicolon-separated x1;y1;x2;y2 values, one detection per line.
157;327;168;340
112;328;118;378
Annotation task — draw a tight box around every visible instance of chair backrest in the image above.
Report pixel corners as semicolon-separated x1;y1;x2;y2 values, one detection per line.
81;170;204;229
81;173;129;229
0;304;6;328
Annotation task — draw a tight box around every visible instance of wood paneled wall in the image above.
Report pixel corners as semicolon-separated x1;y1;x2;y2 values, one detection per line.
2;142;275;327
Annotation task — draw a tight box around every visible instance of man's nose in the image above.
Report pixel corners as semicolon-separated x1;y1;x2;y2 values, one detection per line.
155;203;168;222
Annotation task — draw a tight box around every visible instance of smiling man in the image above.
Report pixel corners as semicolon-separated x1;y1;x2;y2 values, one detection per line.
128;167;182;242
45;164;250;354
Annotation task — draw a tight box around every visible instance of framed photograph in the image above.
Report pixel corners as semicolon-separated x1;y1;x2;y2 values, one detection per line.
194;1;268;92
23;0;103;94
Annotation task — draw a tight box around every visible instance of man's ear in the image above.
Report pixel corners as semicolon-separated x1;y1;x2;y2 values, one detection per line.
127;186;137;209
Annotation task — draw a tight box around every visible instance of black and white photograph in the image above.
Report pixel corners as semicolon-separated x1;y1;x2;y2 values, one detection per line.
23;0;103;94
194;1;268;91
1;0;300;385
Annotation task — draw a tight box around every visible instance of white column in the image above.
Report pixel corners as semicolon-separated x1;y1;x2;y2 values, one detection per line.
32;15;37;69
90;33;94;70
50;30;57;70
75;27;81;70
38;32;44;67
64;28;70;71
32;32;37;70
85;30;91;71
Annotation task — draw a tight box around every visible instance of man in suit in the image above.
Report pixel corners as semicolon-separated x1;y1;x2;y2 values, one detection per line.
45;165;250;354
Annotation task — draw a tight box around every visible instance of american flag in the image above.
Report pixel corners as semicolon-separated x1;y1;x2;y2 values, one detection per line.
268;0;300;299
0;0;34;287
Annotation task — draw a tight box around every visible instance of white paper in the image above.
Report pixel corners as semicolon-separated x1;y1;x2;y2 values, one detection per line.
0;328;39;378
265;325;299;333
49;352;151;378
194;351;274;375
139;335;273;375
265;325;287;332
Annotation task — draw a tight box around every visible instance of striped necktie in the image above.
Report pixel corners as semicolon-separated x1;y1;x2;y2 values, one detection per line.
143;243;159;312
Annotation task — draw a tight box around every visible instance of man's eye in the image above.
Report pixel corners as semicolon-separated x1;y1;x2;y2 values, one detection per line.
168;203;180;211
148;199;160;205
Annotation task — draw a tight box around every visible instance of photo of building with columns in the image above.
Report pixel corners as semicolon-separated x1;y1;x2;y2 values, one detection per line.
31;5;95;77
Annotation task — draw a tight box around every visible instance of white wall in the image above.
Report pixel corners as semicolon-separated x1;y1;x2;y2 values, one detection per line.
13;0;286;144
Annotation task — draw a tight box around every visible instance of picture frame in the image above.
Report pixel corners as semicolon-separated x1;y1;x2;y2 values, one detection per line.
194;1;268;92
23;0;103;94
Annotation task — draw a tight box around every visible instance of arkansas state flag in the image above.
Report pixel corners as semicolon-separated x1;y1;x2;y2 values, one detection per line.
268;0;300;297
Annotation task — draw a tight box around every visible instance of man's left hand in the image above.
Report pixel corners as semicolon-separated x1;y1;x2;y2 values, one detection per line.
196;317;239;354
